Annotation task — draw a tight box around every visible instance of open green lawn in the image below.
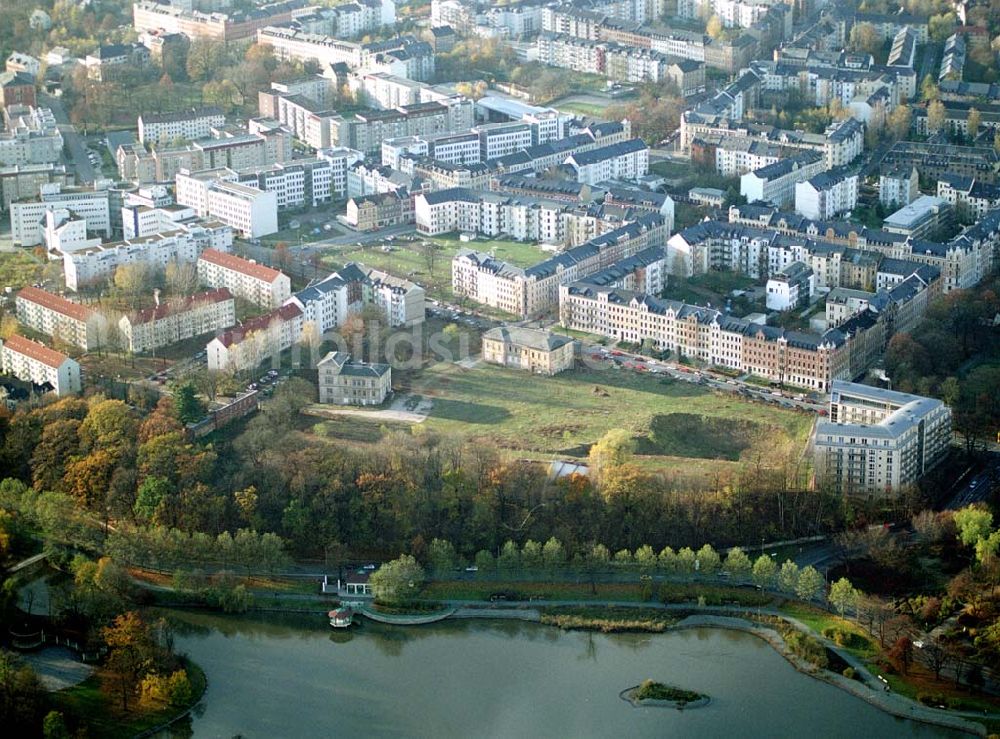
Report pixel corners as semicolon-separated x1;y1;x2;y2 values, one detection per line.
549;99;611;117
412;362;813;477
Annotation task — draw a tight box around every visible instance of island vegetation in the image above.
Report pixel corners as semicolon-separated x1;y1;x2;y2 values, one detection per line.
626;679;707;708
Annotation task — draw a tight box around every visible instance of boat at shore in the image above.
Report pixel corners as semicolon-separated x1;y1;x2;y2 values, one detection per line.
329;607;354;628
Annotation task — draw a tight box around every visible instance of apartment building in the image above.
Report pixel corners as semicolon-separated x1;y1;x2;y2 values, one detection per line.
936;174;1000;224
766;261;814;311
15;286;103;351
559;281;853;391
317;351;391;405
137;107;225;146
741;151;826;207
795;167;859;221
0;71;36;108
119;288;236;353
206;302;304;373
64;223;233;291
257;27;434;81
879;165;919;208
329;101;473;155
197;248;290;308
0;334;81;396
882;141;1000;184
366;268;426;326
84;43;149;82
235;158;334;209
176;170;278;238
0;106;63;167
345;190;414;231
10;183;112;246
475;122;534;162
482;326;575;375
814;381;952;497
564;139;649;185
0;163;70;212
132;1;307;42
452;213;665;318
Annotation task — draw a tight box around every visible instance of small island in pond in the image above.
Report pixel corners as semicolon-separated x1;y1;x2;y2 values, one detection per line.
622;680;709;709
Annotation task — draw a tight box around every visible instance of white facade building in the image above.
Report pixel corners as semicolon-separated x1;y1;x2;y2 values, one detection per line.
197;248;291;308
0;334;81;396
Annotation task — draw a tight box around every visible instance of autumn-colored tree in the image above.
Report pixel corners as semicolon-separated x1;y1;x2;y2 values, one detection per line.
927;100;947;134
102;611;166;711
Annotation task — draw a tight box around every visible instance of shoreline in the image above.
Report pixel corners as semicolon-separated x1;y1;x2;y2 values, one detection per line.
155;602;991;736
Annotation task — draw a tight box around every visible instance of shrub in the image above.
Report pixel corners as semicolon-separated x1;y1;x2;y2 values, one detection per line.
842;667;855;680
167;669;194;706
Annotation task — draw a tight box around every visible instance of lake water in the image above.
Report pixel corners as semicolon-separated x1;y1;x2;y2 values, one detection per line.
163;612;963;738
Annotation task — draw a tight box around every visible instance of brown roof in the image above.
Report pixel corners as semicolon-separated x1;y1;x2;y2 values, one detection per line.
17;286;93;322
129;288;233;325
198;248;284;283
2;334;71;369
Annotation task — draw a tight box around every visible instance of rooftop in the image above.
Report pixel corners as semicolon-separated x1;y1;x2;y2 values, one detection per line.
1;334;72;369
198;249;284;283
16;286;93;322
483;326;574;352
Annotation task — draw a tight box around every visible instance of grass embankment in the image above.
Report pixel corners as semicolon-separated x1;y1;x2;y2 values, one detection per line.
634;679;704;705
541;606;676;633
53;659;206;738
371;600;449;615
421;579;776;607
412;363;812;480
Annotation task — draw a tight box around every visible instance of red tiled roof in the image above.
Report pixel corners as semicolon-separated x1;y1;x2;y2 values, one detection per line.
198;248;284;283
2;334;71;369
16;286;93;322
214;303;302;348
129;288;233;325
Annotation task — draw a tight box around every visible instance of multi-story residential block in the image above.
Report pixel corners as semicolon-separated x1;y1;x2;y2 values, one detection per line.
882;195;953;239
365;267;426;326
63;223;233;291
317;147;365;198
826;287;876;328
235;158;334;209
879;164;919;208
0;71;36;109
317;351;391;405
84;43;149;81
572;245;668;295
15;286;104;351
482;326;574;375
207;302;304;372
452;213;665;318
327;101;473;155
257;27;434;81
814;381;952;497
137;107;226;146
882;141;1000;184
344;190;414;231
175;170;278;238
560;281;856;390
0;334;81;396
936;174;1000;224
741;151;826;207
766;261;814;311
795;167;859;220
564;139;649;185
10;183;112;247
0;106;63;167
0;163;70;212
132;0;308;42
198;248;291;308
476;122;534;162
119;288;236;353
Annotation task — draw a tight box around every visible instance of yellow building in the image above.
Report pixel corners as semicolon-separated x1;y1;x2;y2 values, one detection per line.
482;327;574;375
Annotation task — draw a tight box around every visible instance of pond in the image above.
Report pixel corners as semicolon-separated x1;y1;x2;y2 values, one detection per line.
161;612;963;738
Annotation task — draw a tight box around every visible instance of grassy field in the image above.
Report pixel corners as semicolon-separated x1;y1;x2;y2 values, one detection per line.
549;99;611;117
410;362;813;477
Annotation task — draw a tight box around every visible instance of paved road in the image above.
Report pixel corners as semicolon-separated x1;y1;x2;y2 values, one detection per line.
945;452;1000;510
41;94;96;184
